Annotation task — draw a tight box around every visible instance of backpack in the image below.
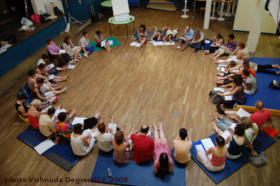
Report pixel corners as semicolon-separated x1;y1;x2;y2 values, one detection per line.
249;152;268;167
269;80;280;90
209;90;225;105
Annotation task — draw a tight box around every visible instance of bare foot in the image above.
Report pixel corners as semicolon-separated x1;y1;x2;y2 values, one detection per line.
110;115;115;123
95;112;101;119
67;109;72;114
69;109;76;118
212;122;219;132
100;119;104;123
160;121;163;129
153;122;158;130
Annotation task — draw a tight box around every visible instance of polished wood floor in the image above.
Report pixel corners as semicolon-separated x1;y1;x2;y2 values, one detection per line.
0;8;279;186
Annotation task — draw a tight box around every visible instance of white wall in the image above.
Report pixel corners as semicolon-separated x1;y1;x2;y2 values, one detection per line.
30;0;64;15
233;0;277;34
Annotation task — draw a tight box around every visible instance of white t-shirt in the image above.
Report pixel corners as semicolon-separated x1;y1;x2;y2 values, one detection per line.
245;123;258;143
79;36;89;48
37;59;46;67
97;133;114;152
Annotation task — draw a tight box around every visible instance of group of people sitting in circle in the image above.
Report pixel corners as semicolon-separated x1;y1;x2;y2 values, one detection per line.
15;27;277;176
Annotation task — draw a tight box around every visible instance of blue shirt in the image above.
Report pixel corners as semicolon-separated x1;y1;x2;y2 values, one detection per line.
184;29;194;39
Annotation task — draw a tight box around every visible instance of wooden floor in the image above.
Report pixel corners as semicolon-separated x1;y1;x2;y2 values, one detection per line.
0;8;279;186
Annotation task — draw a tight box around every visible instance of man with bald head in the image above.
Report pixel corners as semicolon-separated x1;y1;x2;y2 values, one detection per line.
250;100;273;129
176;26;194;51
129;124;154;164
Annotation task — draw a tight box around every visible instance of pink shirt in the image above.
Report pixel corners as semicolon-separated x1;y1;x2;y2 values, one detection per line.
154;140;173;169
250;109;272;129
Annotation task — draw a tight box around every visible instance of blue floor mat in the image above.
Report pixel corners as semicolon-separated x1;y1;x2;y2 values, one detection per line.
191;130;276;184
203;39;214;50
242;57;280;110
17;127;81;171
91;149;186;186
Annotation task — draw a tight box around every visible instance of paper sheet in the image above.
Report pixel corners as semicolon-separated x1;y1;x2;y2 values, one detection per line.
48;74;54;80
46;63;55;70
164;42;175;45
205;40;211;44
67;64;76;69
71;46;79;52
223;91;233;101
196;144;205;152
217;67;226;73
231;69;239;72
152;41;164;46
130;42;138;46
59;50;65;53
108;123;117;134
214;87;224;92
34;139;55;155
72;117;87;125
201;138;215;151
218;59;225;62
54;109;67;117
221;130;231;140
236;108;251;118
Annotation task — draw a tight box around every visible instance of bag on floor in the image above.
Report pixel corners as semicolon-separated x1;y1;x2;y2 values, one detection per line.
209;90;224;105
40;11;49;23
249;152;268;167
269;80;280;90
30;14;40;23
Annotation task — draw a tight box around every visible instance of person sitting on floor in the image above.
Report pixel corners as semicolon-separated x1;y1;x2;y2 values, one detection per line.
176;26;194;51
216;61;237;86
150;26;163;41
129;124;154;164
36;78;66;97
153;122;173;175
97;116;117;153
190;30;205;53
216;75;246;108
15;92;30;121
46;38;71;67
216;42;249;65
241;117;259;156
138;24;147;47
71;123;99;156
230;61;257;78
113;130;132;164
36;63;68;83
173;128;192;167
27;99;42;129
95;30;112;52
79;31;94;57
213;122;245;159
162;27;179;43
196;135;227;172
37;54;67;74
204;33;224;55
54;112;73;144
243;69;257;95
211;33;237;60
39;107;56;137
62;36;82;62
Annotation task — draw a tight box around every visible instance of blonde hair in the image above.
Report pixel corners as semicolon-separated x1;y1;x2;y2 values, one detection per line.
31;99;41;106
241;117;253;129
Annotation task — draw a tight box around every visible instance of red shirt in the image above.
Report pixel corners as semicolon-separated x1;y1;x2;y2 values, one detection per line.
250;109;272;129
131;134;154;164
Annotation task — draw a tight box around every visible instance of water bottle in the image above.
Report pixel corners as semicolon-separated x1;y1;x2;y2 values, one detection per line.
233;102;238;110
108;168;112;177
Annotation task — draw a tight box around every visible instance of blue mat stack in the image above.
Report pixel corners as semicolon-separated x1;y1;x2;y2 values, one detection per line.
91;149;186;186
17;127;81;171
191;130;276;184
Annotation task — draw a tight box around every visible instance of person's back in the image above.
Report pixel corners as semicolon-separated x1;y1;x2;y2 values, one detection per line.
97;132;114;152
228;135;245;156
245;123;258;142
131;134;154;163
244;74;257;95
39;114;54;137
173;128;192;164
250;109;272;129
210;147;227;166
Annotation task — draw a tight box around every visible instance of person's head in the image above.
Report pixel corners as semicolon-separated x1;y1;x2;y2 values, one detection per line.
140;125;149;134
228;33;235;42
41;54;49;62
64;36;71;44
97;122;106;133
17;92;27;102
95;30;101;36
36;78;45;87
185;26;190;32
240;117;253;129
242;56;250;63
83;31;88;38
159;152;169;171
38;63;46;70
243;61;250;70
255;100;264;110
139;24;146;32
73;124;83;134
233;75;243;86
114;130;125;146
31;99;41;109
47;107;56;117
215;135;225;147
179;128;188;140
194;30;201;38
234;123;245;137
57;112;67;122
243;69;250;77
238;42;246;49
229;61;236;68
46;38;53;45
28;69;36;78
216;33;223;40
